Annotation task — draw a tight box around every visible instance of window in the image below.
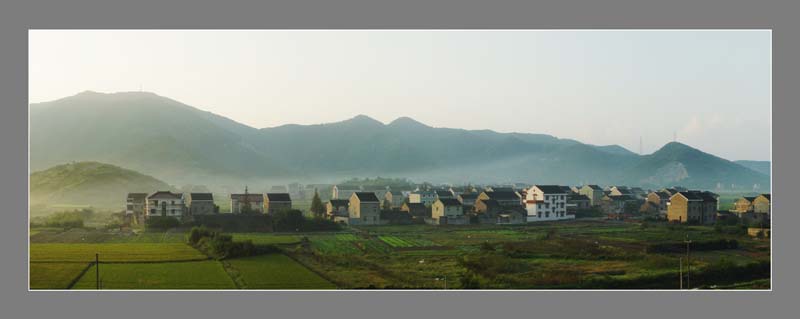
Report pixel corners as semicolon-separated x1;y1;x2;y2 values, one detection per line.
153;200;158;205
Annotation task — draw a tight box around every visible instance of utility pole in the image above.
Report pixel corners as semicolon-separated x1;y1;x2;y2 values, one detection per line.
96;253;100;290
685;234;692;289
679;257;683;290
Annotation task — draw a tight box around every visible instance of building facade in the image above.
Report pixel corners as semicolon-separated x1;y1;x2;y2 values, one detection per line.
230;193;264;214
188;193;216;215
579;185;604;206
146;191;186;219
348;192;381;225
125;193;148;224
525;185;572;222
264;193;292;215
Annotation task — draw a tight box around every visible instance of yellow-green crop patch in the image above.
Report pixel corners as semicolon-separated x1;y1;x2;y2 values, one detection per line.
227;254;335;289
30;262;91;289
72;261;236;289
30;243;207;263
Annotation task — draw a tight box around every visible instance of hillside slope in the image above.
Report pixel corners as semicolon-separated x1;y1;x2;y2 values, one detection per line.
30;161;172;210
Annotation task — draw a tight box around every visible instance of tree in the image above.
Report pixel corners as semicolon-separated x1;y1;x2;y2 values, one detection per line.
310;190;325;218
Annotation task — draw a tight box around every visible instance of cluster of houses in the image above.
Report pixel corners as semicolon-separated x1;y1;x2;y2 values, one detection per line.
124;187;294;225
125;182;771;228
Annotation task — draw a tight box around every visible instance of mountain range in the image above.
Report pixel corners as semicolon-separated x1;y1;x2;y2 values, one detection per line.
29;91;770;191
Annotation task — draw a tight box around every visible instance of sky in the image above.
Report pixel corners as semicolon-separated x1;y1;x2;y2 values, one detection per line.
29;30;771;161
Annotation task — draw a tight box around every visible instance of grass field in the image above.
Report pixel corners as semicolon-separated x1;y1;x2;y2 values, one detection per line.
30;262;91;289
30;243;207;262
72;261;236;289
227;254;335;289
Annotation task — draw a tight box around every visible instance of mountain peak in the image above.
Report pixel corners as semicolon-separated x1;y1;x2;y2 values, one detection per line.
388;116;430;128
340;114;384;126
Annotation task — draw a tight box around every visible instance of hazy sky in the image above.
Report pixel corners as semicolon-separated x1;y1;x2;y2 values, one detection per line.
29;30;771;161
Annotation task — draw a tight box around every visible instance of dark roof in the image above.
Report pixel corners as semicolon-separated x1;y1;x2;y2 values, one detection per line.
675;191;703;201
480;199;501;207
148;191;183;199
759;194;771;200
353;192;380;202
485;191;519;201
535;185;568;194
567;194;591;201
127;193;148;200
654;191;671;199
560;186;574;193
328;199;349;207
437;198;462;206
608;194;635;201
189;193;213;201
742;197;756;202
435;190;453;197
489;187;515;192
459;193;478;199
266;193;292;202
584;184;603;190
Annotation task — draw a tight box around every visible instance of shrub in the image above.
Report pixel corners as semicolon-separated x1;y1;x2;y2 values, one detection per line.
145;216;181;230
188;226;258;259
42;211;85;228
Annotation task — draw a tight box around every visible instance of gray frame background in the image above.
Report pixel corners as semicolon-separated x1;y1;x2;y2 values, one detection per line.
1;0;796;318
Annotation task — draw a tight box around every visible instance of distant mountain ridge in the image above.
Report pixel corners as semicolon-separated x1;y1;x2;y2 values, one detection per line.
29;91;770;190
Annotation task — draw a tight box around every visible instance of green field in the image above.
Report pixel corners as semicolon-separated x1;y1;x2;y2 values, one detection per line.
30;262;91;289
31;243;207;262
227;254;335;289
72;261;236;289
231;233;302;245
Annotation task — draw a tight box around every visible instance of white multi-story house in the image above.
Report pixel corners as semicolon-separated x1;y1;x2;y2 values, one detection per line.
146;191;186;219
524;185;574;222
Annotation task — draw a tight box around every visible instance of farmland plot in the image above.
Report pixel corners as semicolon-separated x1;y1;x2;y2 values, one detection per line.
227;254;335;289
30;262;91;289
72;261;236;289
30;243;207;262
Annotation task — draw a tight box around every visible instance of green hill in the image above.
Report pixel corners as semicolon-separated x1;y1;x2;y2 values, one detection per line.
30;161;172;212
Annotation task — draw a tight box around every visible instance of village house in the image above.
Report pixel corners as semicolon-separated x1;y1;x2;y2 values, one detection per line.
560;185;576;195
458;193;479;206
477;190;522;208
188;193;217;215
400;202;429;219
332;185;361;200
347;192;381;225
326;199;350;220
146;191;186;219
408;190;437;206
645;191;671;216
579;184;604;206
474;198;502;215
383;191;406;209
429;198;468;225
600;194;637;219
524;185;573;222
667;191;718;224
566;194;591;214
753;194;771;216
732;196;756;215
264;193;292;215
230;192;264;214
125;193;148;225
